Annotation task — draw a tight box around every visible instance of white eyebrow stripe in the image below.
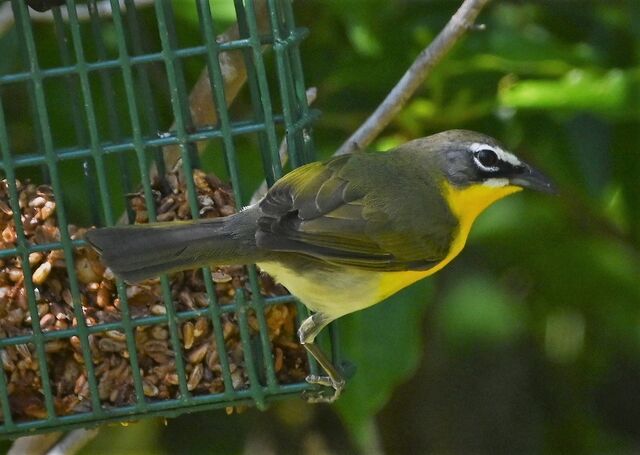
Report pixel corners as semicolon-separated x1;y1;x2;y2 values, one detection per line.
470;142;521;166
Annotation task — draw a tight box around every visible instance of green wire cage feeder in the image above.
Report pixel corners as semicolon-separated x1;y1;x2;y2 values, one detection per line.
0;0;332;438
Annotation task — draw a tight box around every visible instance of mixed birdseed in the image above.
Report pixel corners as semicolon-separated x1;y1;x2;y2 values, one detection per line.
0;171;307;421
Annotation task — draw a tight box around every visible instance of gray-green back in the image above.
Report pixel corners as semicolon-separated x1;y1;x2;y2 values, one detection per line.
256;148;458;271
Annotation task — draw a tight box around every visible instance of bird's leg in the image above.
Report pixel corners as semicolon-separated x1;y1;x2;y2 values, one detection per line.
298;312;345;403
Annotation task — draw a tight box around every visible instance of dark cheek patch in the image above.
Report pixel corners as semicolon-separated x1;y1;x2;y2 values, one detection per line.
476;162;524;181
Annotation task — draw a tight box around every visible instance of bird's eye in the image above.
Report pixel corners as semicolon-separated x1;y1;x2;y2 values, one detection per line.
475;149;498;168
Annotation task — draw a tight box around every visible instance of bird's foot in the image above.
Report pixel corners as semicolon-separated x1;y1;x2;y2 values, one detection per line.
302;374;345;403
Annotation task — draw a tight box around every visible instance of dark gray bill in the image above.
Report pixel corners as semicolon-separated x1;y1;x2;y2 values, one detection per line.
510;164;557;194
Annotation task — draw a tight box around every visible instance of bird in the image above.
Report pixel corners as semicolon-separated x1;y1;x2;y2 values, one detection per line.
86;129;555;403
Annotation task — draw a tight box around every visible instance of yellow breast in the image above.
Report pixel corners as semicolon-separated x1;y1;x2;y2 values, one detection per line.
376;182;522;301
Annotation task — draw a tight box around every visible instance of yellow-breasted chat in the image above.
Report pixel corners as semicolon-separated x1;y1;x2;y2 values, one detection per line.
86;129;555;402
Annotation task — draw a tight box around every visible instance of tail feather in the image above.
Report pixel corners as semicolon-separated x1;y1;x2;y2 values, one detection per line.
86;209;262;283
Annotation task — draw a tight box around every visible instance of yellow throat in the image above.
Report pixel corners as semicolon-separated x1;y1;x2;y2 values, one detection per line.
445;181;522;244
376;182;522;300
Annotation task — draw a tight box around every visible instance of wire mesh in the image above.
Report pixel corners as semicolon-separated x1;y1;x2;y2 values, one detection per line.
0;0;325;438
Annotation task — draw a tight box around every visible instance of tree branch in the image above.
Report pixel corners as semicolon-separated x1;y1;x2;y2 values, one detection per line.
335;0;492;156
151;0;271;179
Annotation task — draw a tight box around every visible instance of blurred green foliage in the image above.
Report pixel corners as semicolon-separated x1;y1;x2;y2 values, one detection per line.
1;0;639;453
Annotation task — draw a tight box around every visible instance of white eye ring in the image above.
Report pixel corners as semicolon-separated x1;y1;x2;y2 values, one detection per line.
473;154;500;172
470;142;522;168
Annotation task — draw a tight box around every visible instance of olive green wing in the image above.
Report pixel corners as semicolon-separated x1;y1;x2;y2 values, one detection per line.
256;152;457;271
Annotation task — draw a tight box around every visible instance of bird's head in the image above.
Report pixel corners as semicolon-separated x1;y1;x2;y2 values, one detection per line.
421;129;556;195
398;129;556;229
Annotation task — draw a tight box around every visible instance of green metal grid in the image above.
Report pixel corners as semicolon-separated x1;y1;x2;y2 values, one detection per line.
0;0;328;438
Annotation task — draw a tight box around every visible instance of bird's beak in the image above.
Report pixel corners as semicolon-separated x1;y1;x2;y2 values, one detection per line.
510;163;557;194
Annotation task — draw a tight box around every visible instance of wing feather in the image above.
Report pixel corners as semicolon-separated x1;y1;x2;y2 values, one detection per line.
257;151;457;271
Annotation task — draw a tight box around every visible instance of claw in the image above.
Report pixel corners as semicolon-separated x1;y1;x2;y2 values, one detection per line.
303;374;345;403
305;374;334;388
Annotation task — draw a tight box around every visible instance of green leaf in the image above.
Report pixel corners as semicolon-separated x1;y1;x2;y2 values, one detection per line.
335;279;433;446
347;23;382;57
499;69;629;113
172;0;237;25
437;276;525;350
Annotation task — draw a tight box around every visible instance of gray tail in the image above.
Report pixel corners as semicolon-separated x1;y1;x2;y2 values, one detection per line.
85;210;262;283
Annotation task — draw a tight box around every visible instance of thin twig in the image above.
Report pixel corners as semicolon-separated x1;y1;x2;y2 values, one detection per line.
335;0;491;156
